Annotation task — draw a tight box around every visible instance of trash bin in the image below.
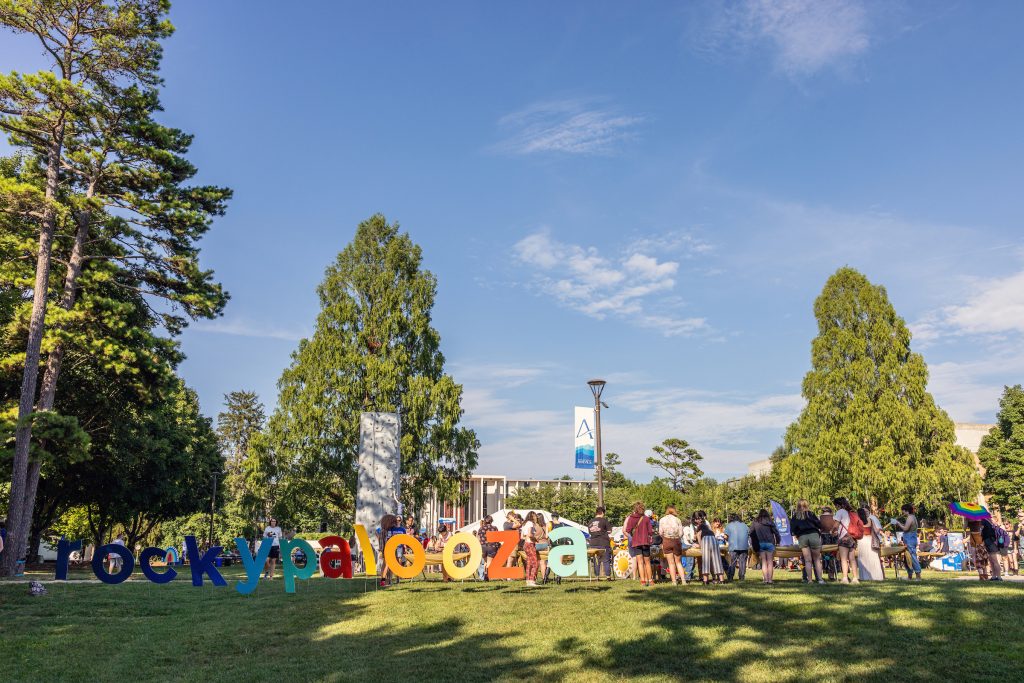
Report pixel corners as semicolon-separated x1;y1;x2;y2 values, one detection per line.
214;557;223;567
15;559;25;577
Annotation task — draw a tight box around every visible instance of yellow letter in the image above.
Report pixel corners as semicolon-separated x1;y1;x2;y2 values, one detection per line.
354;524;377;576
442;532;482;581
384;533;425;579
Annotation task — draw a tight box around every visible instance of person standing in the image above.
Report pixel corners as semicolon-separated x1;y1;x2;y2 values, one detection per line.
750;509;781;585
588;507;613;580
1003;521;1019;576
890;504;921;580
791;500;824;584
108;533;127;576
534;513;550;584
724;514;750;582
856;506;884;581
262;517;283;580
478;515;498;580
1003;524;1019;577
520;511;540;587
833;498;860;584
692;511;725;585
681;517;697;581
659;505;686;585
625;502;654;586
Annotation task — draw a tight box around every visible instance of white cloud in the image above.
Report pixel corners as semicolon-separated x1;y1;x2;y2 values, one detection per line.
910;266;1024;345
927;348;1024;424
943;270;1024;336
459;363;803;480
189;317;307;341
705;0;871;77
513;230;707;336
494;99;642;156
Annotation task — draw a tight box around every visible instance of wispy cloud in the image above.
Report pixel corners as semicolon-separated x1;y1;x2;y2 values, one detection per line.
493;99;643;156
457;362;802;479
913;266;1024;342
701;0;871;77
512;230;707;336
189;317;308;342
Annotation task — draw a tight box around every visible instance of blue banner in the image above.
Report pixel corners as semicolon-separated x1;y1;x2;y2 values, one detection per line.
770;500;793;546
574;406;595;469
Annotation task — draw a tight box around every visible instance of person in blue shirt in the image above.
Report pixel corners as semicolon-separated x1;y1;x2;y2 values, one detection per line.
724;513;750;581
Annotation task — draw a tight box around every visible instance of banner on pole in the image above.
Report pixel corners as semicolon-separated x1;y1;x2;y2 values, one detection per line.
770;500;793;545
574;406;595;469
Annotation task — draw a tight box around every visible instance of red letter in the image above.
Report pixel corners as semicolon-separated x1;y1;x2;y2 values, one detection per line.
487;530;523;580
318;536;353;579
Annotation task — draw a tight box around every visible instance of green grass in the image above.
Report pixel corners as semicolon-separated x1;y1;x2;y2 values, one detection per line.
1;566;1022;682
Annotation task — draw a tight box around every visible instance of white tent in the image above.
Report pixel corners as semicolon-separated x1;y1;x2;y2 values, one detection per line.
456;509;589;538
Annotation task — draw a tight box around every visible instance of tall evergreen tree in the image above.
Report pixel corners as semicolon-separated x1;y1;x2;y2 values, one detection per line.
776;267;979;509
0;2;229;575
978;385;1024;513
216;391;267;537
265;214;478;530
646;438;704;492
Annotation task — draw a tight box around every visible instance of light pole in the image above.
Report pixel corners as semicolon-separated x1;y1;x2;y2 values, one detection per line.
588;379;607;508
208;471;218;549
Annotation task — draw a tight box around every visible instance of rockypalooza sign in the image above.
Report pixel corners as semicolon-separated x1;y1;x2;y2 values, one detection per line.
52;525;592;593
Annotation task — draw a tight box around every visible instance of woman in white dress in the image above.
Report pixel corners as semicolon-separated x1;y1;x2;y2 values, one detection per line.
856;506;885;581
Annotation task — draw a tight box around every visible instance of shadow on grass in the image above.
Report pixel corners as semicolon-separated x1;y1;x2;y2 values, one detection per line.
561;582;1024;682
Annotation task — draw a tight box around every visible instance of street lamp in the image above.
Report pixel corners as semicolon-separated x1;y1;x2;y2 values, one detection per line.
588;379;607;508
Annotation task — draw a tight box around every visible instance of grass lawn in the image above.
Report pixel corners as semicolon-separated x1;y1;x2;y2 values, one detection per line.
1;566;1023;682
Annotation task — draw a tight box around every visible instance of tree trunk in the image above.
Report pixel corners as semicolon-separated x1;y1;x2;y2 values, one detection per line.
12;205;97;568
28;529;42;566
2;131;65;577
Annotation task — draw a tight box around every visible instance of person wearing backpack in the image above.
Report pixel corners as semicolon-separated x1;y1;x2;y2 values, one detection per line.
890;503;921;580
832;497;861;584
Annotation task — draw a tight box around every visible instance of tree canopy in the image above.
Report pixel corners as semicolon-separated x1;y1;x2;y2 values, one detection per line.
263;214;478;530
646;438;704;492
978;385;1024;513
775;267;979;509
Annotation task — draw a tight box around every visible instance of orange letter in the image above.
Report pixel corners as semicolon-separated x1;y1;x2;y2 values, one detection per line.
384;533;425;579
487;530;523;580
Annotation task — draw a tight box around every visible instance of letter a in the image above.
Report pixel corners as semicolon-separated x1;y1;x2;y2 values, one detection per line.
547;527;589;578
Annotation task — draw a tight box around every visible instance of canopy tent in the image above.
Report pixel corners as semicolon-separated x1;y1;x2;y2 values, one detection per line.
456;509;589;537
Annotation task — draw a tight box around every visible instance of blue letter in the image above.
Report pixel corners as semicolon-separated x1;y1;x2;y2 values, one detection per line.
234;537;273;595
139;546;177;584
55;539;82;580
92;543;135;584
184;535;226;587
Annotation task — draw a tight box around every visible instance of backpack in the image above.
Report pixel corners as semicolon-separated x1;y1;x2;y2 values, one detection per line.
995;524;1009;548
846;514;866;540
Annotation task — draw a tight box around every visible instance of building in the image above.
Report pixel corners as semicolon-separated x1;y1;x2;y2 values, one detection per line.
747;459;773;478
744;423;995;484
419;475;596;532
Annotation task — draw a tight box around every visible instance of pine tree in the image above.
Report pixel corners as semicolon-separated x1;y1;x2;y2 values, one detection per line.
776;267;979;509
646;438;704;492
265;214;478;530
978;385;1024;513
0;2;228;575
216;391;267;538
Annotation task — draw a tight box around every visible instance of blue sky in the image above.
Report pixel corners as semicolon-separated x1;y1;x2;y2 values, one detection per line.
4;1;1024;481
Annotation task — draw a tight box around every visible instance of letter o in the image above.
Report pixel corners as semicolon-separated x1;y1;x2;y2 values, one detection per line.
92;543;135;584
442;532;482;581
384;533;425;579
